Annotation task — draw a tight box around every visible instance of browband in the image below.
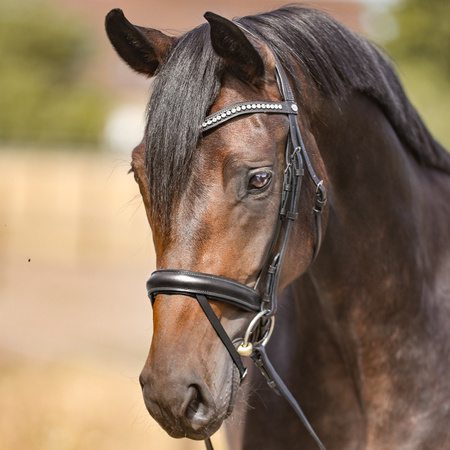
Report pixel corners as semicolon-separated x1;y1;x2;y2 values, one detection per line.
201;100;298;132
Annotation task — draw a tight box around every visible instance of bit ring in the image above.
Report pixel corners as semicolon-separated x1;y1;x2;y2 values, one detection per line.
237;310;275;356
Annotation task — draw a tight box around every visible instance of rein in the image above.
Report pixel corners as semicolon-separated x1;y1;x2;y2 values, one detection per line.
146;24;327;450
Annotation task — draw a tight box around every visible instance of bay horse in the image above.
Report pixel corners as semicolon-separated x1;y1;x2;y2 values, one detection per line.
105;6;450;449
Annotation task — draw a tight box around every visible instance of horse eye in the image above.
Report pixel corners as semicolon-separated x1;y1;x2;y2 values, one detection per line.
248;171;272;191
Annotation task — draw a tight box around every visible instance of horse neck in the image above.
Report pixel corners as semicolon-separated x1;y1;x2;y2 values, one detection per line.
284;92;450;439
314;93;417;253
304;91;446;343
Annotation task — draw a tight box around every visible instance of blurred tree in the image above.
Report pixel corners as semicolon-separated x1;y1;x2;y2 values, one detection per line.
385;0;450;149
387;0;450;78
0;0;109;147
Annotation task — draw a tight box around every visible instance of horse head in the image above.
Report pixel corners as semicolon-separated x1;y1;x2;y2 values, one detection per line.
106;8;328;441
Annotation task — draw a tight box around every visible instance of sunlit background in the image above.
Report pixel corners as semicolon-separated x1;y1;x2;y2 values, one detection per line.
0;0;448;449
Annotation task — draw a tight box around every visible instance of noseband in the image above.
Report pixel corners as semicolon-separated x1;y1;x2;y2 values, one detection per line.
146;24;327;450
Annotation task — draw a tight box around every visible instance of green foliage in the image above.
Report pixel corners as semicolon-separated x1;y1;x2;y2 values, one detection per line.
0;0;109;146
393;62;450;150
387;0;450;78
385;0;450;149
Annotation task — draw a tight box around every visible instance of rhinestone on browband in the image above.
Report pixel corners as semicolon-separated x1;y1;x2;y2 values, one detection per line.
201;100;298;133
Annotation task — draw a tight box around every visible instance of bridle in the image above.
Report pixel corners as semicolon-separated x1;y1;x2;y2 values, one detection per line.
146;23;327;450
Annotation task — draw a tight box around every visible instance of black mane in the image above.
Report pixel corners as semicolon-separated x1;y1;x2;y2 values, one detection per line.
145;6;450;228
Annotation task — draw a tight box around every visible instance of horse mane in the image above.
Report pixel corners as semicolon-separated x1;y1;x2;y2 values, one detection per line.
145;6;450;228
238;6;450;172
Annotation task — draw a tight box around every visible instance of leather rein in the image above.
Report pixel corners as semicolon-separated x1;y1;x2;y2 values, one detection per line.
146;24;327;450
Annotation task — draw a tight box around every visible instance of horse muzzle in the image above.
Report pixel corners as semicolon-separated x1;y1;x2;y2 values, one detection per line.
140;367;229;439
139;290;242;439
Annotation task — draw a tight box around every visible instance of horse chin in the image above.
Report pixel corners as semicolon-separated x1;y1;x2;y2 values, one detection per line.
164;421;222;441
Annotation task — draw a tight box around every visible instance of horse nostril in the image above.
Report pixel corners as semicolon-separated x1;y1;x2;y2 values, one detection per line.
185;385;201;420
184;384;214;432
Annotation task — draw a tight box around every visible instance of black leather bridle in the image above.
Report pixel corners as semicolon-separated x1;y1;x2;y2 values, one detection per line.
146;24;327;450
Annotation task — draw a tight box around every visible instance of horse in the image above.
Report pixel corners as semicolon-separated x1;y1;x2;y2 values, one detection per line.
105;6;450;449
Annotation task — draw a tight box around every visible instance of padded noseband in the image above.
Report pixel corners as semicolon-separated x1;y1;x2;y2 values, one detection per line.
147;270;261;312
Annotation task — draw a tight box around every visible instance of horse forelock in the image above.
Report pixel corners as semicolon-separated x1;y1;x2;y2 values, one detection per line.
144;23;224;232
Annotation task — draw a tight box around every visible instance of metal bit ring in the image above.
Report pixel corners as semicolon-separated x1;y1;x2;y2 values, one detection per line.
237;310;275;356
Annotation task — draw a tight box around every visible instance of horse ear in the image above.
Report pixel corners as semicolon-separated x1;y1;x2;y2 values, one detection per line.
105;9;175;77
204;12;265;83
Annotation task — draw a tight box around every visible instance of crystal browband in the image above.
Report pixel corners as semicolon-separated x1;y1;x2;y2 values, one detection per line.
201;100;298;132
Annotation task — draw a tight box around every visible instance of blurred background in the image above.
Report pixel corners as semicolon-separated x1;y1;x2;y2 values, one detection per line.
0;0;448;449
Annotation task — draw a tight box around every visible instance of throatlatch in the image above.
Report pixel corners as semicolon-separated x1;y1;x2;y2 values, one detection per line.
146;20;327;450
